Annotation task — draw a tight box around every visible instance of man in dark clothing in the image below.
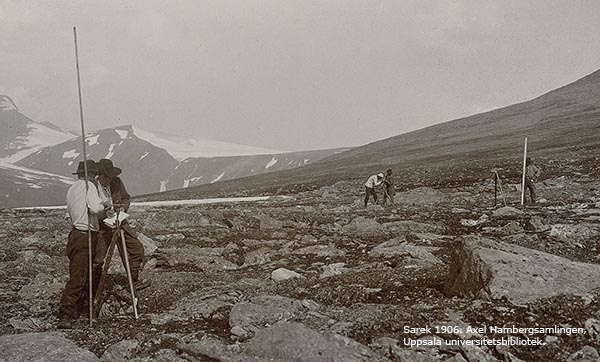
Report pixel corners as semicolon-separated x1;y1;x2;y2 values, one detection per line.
382;169;395;206
525;157;541;204
59;160;106;329
95;159;149;291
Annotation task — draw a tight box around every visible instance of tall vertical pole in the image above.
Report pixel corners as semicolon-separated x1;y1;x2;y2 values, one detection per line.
494;172;498;207
73;27;94;326
521;137;528;206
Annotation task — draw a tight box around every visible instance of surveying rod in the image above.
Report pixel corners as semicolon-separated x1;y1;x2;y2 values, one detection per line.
521;137;528;206
73;27;94;326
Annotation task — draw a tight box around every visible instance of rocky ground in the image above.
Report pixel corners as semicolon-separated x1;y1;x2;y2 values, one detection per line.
1;167;600;361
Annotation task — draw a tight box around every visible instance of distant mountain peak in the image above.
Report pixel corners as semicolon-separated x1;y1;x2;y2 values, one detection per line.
0;95;18;112
128;125;283;160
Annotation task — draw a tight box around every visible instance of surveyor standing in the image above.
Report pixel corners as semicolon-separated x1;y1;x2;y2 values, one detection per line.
382;168;395;206
525;157;541;204
58;160;105;329
364;173;384;207
95;159;149;291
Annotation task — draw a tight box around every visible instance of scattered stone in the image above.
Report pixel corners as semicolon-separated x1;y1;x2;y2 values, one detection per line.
496;221;524;235
243;248;276;266
229;296;307;337
0;332;99;361
257;214;283;230
549;224;599;242
137;232;158;255
294;243;346;257
447;236;600;304
148;313;186;325
528;216;550;232
101;339;139;362
320;263;348;279
492;206;524;218
154;233;185;242
395;187;447;205
584;318;600;340
244;322;391;362
271;268;303;282
8;317;50;331
369;239;441;265
342;216;381;234
367;205;385;212
567;346;600;362
271;231;288;239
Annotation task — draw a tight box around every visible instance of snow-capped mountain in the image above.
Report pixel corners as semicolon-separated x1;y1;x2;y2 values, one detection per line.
164;148;349;191
132;127;281;160
0;95;75;163
1;96;350;205
0;162;73;208
16;125;347;196
16;125;179;196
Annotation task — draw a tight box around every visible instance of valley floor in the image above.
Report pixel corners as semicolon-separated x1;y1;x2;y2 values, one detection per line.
1;168;600;361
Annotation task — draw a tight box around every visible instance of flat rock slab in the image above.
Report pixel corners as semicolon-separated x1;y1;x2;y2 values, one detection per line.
446;236;600;304
369;239;441;265
0;332;99;362
244;321;390;362
229;296;308;337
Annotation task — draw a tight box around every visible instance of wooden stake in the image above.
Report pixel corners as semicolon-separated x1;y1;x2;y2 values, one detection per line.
521;137;528;206
73;27;94;326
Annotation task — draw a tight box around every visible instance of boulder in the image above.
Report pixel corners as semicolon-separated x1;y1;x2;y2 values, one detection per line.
243;248;276;266
446;236;600;304
229;296;307;337
342;217;381;234
549;224;599;242
136;232;158;255
369;239;441;265
101;339;139;362
320;263;348;279
567;346;600;362
271;268;303;282
492;207;523;218
244;322;390;362
0;332;99;362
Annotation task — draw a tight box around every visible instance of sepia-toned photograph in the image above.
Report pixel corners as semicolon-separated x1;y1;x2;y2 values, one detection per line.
1;1;600;361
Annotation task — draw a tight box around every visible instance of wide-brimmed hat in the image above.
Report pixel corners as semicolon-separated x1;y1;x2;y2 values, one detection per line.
97;159;122;178
72;160;98;175
377;173;384;178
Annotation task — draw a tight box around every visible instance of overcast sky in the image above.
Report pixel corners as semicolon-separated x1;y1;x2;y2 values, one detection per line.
1;1;599;151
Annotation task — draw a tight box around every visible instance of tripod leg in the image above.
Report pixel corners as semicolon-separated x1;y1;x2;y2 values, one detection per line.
120;229;139;319
94;231;118;317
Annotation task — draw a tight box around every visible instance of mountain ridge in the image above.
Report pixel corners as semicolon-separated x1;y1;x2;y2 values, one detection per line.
138;67;600;201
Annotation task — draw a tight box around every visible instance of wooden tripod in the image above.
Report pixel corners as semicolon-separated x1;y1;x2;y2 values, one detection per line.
94;214;139;319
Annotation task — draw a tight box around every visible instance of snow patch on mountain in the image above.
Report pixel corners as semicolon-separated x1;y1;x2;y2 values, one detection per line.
1;122;75;163
63;149;79;159
105;144;116;159
132;126;282;160
0;96;18;111
210;172;225;184
0;162;74;185
115;129;132;139
87;134;100;146
265;157;278;169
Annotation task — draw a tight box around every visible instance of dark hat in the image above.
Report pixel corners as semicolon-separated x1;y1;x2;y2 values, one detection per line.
72;160;98;175
97;159;122;178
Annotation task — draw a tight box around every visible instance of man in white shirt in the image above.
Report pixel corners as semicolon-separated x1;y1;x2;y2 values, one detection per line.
58;160;106;329
364;173;384;207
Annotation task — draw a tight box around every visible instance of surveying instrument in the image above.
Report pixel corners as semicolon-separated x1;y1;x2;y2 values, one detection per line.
94;207;139;319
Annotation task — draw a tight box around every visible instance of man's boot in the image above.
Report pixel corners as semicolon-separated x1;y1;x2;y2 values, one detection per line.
131;271;151;291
